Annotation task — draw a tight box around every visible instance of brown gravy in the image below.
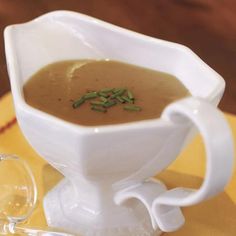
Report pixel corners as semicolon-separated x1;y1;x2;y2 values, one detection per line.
23;60;190;126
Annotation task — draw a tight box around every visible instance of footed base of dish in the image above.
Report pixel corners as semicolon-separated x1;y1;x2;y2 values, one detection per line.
43;178;162;236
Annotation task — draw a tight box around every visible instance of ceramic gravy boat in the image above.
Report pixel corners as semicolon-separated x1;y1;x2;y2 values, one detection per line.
4;11;234;236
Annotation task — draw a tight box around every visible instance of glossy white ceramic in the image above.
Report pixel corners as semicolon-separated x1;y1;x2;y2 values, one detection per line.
4;11;234;236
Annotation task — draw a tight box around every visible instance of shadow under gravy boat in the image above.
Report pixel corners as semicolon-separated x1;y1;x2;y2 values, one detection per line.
4;11;234;236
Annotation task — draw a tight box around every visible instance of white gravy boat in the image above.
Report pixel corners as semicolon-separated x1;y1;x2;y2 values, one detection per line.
4;11;234;236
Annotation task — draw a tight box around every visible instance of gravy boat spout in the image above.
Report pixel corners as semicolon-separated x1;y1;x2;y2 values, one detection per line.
4;10;233;236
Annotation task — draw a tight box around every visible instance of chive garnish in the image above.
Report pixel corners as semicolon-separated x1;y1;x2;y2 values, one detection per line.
72;98;85;108
112;88;122;93
116;96;125;103
100;96;108;103
103;100;117;108
91;106;107;113
73;87;142;112
111;89;126;98
123;105;142;111
90;101;105;106
98;92;109;98
84;92;98;99
127;90;134;100
121;96;133;103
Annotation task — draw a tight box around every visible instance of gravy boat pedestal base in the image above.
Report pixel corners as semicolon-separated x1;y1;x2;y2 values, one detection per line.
44;178;164;236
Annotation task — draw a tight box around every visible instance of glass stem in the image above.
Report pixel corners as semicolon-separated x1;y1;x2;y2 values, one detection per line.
1;221;75;236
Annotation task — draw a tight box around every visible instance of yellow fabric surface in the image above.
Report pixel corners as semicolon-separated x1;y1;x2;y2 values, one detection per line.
0;92;235;235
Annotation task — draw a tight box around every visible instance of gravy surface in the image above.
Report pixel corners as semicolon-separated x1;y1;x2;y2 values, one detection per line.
23;60;190;126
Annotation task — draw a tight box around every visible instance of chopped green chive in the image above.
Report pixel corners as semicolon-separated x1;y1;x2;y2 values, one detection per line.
103;100;117;108
84;92;98;99
123;105;142;111
72;98;85;108
122;96;133;103
100;96;108;103
90;101;105;106
91;106;107;113
127;90;134;100
116;96;125;103
111;89;126;98
98;92;109;98
112;88;123;93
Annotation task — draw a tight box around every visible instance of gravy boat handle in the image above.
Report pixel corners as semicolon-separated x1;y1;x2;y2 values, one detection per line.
114;179;185;232
115;97;234;232
154;97;234;231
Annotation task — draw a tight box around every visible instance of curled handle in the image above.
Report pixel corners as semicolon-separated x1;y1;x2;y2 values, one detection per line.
114;179;170;230
114;179;185;232
152;97;234;231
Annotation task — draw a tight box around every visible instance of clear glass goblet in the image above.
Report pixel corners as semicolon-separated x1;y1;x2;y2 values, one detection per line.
0;154;75;236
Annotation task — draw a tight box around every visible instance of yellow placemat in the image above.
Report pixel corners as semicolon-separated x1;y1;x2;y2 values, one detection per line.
1;92;236;235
